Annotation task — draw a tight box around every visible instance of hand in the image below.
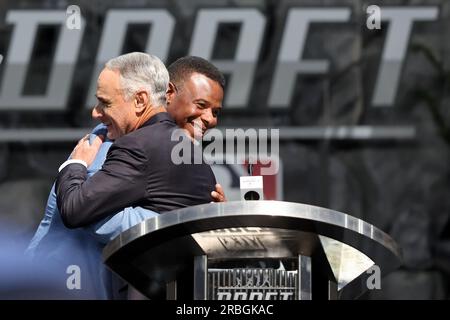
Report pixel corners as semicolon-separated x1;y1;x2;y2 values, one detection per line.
211;183;226;202
70;134;104;167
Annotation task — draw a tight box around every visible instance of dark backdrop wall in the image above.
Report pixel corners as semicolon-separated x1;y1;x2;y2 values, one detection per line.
0;0;449;299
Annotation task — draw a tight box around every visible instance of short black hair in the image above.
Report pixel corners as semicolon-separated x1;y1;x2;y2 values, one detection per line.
168;56;226;90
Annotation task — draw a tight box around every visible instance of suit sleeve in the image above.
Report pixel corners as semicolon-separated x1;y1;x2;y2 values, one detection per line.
55;139;148;229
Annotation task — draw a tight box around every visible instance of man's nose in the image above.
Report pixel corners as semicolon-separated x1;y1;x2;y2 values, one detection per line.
202;109;215;128
92;105;103;119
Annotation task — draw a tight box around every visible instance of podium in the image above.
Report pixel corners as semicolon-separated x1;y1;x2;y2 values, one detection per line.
102;201;402;300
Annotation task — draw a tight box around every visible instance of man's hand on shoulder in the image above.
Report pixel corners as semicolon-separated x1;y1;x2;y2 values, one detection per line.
70;134;105;168
211;183;226;202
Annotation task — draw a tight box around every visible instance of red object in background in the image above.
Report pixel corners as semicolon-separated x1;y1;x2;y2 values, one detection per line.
211;157;283;202
243;160;283;201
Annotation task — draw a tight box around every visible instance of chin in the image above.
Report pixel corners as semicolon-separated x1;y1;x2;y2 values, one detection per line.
181;126;193;138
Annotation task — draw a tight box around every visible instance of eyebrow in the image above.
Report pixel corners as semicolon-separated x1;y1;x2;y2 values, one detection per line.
195;99;222;106
95;95;110;103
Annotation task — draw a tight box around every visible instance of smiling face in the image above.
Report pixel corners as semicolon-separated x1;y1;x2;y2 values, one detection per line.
166;72;224;139
92;68;137;140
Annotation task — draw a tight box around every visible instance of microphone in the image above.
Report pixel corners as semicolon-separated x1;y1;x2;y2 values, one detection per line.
240;163;263;201
248;163;253;176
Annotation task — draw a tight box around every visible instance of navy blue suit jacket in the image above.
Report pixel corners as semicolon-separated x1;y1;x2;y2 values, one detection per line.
56;112;216;228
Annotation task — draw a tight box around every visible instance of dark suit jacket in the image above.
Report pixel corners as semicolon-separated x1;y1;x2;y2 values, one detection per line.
55;112;216;228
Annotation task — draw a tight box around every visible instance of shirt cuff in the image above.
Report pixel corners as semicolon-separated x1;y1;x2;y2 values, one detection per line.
58;159;88;172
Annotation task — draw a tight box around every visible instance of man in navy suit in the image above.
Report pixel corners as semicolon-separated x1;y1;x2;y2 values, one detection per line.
56;52;223;226
27;54;226;299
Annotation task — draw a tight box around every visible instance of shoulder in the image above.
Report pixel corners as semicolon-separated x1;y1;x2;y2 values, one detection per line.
110;133;143;154
109;122;178;161
106;132;150;166
124;120;178;147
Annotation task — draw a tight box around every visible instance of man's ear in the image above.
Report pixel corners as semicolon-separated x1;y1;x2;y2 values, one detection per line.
134;90;149;113
166;82;177;106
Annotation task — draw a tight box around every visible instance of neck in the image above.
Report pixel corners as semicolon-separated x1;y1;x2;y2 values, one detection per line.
132;105;166;131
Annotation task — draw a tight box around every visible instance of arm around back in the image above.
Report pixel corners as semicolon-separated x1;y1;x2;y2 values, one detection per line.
56;136;149;228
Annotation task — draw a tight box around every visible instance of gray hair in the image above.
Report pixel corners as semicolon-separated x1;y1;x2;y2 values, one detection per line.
105;52;169;106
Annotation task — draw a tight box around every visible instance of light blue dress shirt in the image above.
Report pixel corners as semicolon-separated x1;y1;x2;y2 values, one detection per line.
26;124;158;299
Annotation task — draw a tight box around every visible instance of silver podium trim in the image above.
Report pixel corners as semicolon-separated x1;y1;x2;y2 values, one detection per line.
102;201;402;299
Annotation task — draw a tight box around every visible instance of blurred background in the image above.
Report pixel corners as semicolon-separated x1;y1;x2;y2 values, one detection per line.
0;0;449;299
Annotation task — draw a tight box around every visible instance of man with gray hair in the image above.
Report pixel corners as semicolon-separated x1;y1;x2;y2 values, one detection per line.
55;52;217;228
